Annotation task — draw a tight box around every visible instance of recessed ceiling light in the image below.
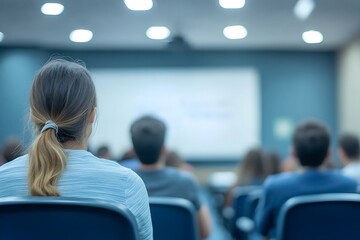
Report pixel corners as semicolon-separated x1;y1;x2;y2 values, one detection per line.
124;0;153;11
41;3;64;16
294;0;315;20
146;26;170;40
219;0;245;9
0;32;4;42
302;30;323;44
223;25;248;40
69;29;93;43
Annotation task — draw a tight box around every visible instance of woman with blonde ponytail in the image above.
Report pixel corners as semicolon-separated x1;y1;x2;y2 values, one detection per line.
0;59;152;240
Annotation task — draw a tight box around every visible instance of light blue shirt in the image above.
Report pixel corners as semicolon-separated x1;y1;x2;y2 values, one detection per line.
0;149;153;240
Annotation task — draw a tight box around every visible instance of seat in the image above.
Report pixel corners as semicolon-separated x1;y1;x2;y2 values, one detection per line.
0;196;139;240
149;197;200;240
244;189;262;219
277;193;360;240
242;189;262;240
208;171;237;217
230;186;261;240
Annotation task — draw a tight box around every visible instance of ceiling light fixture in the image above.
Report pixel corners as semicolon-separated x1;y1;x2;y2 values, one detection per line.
41;3;64;16
302;30;323;44
146;26;170;40
219;0;245;9
294;0;315;20
69;29;93;43
223;25;248;40
0;32;4;42
124;0;153;11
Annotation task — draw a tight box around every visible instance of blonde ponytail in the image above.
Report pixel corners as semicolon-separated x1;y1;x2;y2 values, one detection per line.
28;128;66;196
28;59;96;197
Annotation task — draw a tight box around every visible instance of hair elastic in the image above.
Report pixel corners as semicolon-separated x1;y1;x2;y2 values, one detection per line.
41;120;59;134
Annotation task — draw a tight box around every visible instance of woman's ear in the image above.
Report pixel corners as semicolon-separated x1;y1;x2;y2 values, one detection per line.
88;108;96;124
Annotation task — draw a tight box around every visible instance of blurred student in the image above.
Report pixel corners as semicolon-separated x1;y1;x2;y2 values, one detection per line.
131;116;211;239
165;151;193;172
256;120;357;239
281;155;299;172
119;149;140;170
224;148;268;207
338;133;360;183
0;59;152;240
235;148;268;186
1;137;24;165
264;151;282;176
96;145;113;160
0;155;4;166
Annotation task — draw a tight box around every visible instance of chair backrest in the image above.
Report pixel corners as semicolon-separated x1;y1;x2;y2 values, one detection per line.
277;193;360;240
232;186;261;240
233;186;262;219
244;189;262;219
0;197;139;240
149;197;200;240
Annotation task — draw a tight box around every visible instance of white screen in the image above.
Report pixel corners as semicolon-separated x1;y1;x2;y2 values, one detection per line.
90;68;260;160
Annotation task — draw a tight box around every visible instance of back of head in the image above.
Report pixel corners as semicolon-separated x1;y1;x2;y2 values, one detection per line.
29;59;96;196
96;145;112;159
339;134;360;161
120;149;137;161
2;137;24;162
292;120;330;167
265;151;282;175
165;151;183;168
237;148;266;185
130;116;166;165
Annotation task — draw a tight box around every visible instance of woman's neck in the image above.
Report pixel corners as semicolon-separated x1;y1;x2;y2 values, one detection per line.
62;140;88;150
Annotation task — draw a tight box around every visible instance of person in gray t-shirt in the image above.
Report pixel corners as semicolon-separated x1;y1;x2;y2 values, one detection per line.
131;116;212;239
135;167;201;210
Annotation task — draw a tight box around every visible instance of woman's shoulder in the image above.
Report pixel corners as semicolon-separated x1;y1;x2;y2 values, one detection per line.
61;151;145;196
66;150;125;168
0;154;28;171
0;154;28;184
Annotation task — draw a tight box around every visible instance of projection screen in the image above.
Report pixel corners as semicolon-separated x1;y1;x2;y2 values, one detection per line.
90;68;260;160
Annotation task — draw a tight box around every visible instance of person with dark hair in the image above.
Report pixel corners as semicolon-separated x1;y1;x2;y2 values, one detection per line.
255;120;357;239
96;145;113;160
1;137;24;164
131;115;211;239
338;133;360;182
0;59;152;240
119;149;140;170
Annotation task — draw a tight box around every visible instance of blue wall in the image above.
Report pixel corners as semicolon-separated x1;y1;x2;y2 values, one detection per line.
0;49;48;146
0;48;337;158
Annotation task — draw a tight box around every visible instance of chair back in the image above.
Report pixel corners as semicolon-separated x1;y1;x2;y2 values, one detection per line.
149;197;200;240
244;189;262;219
277;193;360;240
232;186;261;240
0;197;139;240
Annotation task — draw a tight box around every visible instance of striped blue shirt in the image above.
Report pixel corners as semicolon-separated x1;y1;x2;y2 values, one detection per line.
0;149;153;240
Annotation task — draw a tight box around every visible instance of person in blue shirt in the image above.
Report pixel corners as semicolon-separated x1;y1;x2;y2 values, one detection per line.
255;120;357;239
0;59;152;240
